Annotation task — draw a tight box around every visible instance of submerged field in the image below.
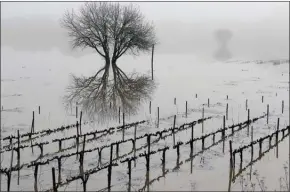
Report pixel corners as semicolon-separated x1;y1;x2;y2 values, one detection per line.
1;47;289;191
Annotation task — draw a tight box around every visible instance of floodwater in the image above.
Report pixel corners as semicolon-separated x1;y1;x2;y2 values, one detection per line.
1;46;289;191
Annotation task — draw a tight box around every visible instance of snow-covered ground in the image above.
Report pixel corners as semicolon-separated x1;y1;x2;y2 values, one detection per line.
1;46;289;191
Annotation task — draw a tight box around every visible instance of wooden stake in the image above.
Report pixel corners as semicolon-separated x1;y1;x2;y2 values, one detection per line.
134;125;137;167
208;98;210;107
79;111;83;135
174;97;176;105
57;158;62;184
239;150;243;171
34;164;39;192
149;101;151;114
246;99;248;111
119;107;121;123
108;144;113;192
251;126;254;155
17;130;20;185
228;140;233;192
191;123;194;141
151;44;154;80
247;109;250;137
276;118;279;158
223;116;225;153
157;107;160;128
76;102;78;119
282;100;284;114
262;96;264;103
173;115;176;129
227;95;228;100
186;101;188;118
38;106;40;115
122;112;125;141
259;139;262;156
76;121;79;159
172;129;176;146
267;104;269;124
52;167;57;192
202;107;204;134
195;94;197;98
226;103;229;120
127;160;132;192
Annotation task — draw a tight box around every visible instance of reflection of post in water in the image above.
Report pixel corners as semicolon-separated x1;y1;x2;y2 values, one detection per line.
173;142;183;172
144;151;150;192
228;140;233;192
127;160;132;192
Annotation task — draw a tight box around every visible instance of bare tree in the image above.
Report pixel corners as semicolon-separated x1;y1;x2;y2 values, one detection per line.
61;2;157;120
61;2;156;71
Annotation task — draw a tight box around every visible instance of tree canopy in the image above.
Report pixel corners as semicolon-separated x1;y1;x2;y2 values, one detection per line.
61;2;156;62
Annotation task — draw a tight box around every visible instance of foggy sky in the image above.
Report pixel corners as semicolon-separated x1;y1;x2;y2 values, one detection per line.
1;2;289;60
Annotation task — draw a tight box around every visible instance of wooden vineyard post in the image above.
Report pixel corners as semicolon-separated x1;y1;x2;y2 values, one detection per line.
239;150;243;171
79;111;83;136
79;135;86;176
251;126;254;161
57;157;62;184
201;136;205;150
34;164;39;192
223;116;226;153
228;140;233;192
52;167;57;192
76;102;78;119
8;139;14;192
246;99;248;111
76;121;79;159
119;107;121;123
122;112;125;141
161;148;167;175
172;116;176;146
127;160;132;192
174;97;176;105
191;123;194;141
38;106;40;114
195;94;198;98
267;104;269;124
226;103;229;120
157;107;160;128
173;115;176;129
32;111;35;133
247;109;250;137
147;134;151;169
151;44;154;80
149;101;152;114
208;98;210;107
31;111;35;154
17;130;20;185
259;139;263;157
282;100;284;114
134;125;137;167
227;95;228;100
202;107;204;134
276;118;280;158
186;101;188;118
108;144;113;192
262;96;264;103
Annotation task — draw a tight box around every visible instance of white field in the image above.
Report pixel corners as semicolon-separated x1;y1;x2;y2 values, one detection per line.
1;46;289;191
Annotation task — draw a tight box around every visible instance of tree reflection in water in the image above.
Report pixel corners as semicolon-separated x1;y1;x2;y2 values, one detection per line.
64;64;156;122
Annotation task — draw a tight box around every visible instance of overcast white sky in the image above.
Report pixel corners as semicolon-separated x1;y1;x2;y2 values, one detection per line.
1;2;287;22
1;2;289;60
